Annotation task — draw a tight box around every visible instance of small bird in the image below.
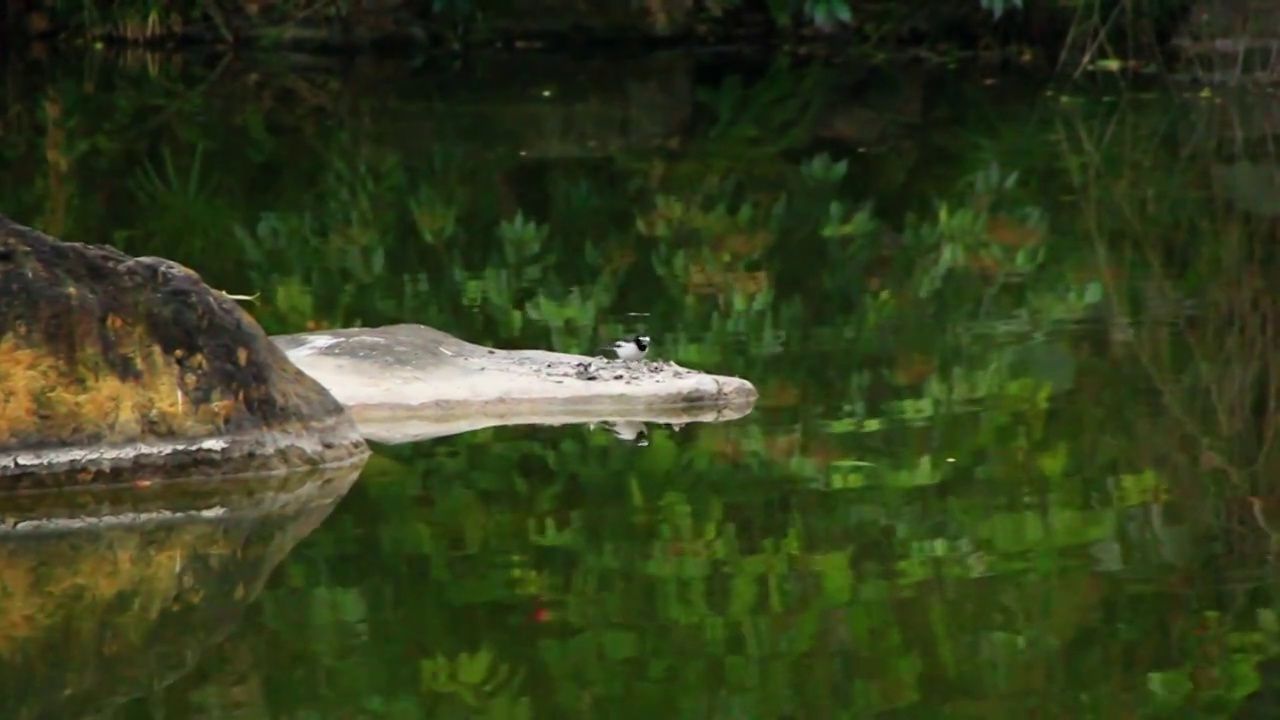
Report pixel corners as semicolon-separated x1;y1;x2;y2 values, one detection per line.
604;335;650;361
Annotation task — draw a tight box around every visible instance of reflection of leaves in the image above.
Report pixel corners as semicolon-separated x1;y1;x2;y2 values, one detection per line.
805;0;853;30
128;143;237;245
131;144;213;203
821;200;878;240
601;629;640;661
525;287;605;352
421;648;529;713
498;211;548;265
801;152;849;184
697;61;830;156
978;508;1115;553
909;163;1050;300
410;187;459;245
267;275;317;328
1111;469;1166;508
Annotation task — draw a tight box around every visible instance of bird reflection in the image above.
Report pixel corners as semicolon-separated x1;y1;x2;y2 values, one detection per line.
586;421;695;447
599;420;649;446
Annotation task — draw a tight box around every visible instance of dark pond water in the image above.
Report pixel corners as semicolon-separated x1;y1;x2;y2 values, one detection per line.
4;47;1280;718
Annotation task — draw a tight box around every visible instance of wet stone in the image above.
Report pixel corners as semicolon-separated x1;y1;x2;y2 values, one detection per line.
0;215;369;488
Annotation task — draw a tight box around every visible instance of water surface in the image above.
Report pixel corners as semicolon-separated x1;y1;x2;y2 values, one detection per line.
1;49;1277;718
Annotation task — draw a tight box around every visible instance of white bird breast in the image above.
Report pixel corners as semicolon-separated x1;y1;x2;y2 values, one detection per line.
613;341;645;360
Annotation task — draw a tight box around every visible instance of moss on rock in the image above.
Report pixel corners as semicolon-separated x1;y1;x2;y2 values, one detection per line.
0;215;368;486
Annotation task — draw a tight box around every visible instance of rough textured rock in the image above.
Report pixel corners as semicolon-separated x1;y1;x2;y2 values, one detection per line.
0;215;368;486
273;323;758;443
0;463;360;719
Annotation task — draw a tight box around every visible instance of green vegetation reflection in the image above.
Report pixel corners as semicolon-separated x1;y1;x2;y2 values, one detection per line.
5;50;1280;718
